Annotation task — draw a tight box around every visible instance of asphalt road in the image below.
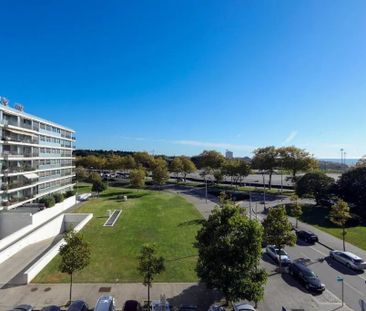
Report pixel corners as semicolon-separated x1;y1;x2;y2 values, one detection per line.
241;195;366;311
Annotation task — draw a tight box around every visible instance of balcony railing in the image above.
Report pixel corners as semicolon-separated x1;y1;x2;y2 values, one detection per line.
1;179;34;191
2;166;38;174
2;151;39;158
2;136;39;144
1;195;34;207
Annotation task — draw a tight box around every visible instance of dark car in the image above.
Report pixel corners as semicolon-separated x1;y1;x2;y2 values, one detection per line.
67;300;89;311
289;261;325;292
12;305;32;311
40;306;61;311
123;300;142;311
318;198;336;208
296;230;319;244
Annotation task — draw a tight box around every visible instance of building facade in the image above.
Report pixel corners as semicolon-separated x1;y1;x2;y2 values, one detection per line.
225;150;233;159
0;103;76;210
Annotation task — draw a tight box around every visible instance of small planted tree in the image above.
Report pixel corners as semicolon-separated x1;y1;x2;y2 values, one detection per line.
138;244;165;309
262;207;296;271
151;158;169;187
329;199;351;251
92;180;107;197
59;230;91;303
289;194;302;228
129;167;146;188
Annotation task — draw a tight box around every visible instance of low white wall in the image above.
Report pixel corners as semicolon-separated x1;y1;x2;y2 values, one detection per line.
0;212;32;239
0;214;65;265
22;213;93;284
0;196;76;251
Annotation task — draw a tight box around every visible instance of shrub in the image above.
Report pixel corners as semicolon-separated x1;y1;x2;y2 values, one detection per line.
65;190;76;198
39;195;55;208
53;193;64;203
346;213;363;227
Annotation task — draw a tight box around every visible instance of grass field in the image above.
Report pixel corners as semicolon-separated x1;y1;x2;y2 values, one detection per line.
299;205;366;251
34;186;203;283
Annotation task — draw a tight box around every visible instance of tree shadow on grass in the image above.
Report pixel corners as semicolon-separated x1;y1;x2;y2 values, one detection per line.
167;283;223;311
178;219;205;227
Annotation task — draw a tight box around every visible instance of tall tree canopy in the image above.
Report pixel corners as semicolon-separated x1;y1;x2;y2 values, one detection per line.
196;201;267;305
252;146;279;189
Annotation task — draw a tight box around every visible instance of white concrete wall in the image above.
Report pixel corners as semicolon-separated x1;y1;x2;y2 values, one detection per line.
22;213;93;284
0;214;65;264
0;196;76;251
0;212;32;239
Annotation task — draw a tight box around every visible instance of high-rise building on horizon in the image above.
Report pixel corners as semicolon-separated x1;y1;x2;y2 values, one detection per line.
225;149;233;159
0;102;75;210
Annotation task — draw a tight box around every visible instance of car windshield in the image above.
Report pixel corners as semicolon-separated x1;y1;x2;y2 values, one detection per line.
275;249;287;255
304;270;317;278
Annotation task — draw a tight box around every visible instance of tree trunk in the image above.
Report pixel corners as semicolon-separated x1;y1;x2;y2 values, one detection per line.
342;226;346;251
69;272;73;303
147;284;151;310
296;218;298;228
268;173;272;190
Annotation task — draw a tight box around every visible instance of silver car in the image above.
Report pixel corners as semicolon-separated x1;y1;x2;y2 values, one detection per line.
233;303;256;311
94;296;116;311
329;250;366;271
265;245;291;265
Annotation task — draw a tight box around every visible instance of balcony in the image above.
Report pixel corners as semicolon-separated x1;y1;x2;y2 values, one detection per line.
2;165;38;174
1;179;34;191
1;195;34;207
2;136;39;145
2;151;39;158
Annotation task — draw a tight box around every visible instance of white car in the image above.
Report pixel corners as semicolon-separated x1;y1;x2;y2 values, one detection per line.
233;303;256;311
329;250;366;271
265;245;291;265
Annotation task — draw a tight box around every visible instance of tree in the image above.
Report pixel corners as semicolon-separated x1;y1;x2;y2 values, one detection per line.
80;155;106;170
356;155;366;168
129;168;146;188
134;152;154;170
138;244;165;308
170;157;184;180
88;171;102;184
262;207;296;271
251;146;279;189
289;194;302;228
151;157;169;186
195;200;267;306
75;166;88;182
180;156;197;182
92;180;107;196
278;146;318;181
59;230;91;303
223;159;250;187
295;172;335;205
337;166;366;218
106;154;124;172
122;155;137;171
329;200;351;251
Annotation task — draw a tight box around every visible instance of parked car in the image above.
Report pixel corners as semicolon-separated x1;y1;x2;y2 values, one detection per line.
329;250;366;271
123;300;142;311
233;303;256;311
265;245;291;266
179;305;197;311
318;198;336;208
151;300;170;311
12;305;32;311
95;296;116;311
208;305;225;311
67;300;89;311
296;230;319;244
288;261;325;292
40;306;61;311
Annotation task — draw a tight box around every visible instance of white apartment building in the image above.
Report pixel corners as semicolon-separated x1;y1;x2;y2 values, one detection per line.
0;102;76;210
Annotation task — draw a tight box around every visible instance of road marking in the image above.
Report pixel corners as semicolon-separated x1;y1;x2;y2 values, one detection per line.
310;245;328;257
343;279;365;297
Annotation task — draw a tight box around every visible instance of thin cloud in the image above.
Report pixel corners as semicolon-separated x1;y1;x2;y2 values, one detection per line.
282;131;298;145
120;136;254;151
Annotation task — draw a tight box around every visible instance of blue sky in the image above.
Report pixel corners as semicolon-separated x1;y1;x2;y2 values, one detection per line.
1;0;366;158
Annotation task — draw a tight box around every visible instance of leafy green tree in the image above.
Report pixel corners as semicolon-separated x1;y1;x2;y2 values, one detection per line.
289;194;302;228
92;180;107;196
138;244;165;308
80;155;106;170
75;166;88;182
262;207;296;270
170;157;184;180
223;159;250;187
133;152;154;170
151;157;169;186
329;199;351;251
106;154;124;171
252;146;279;189
59;230;91;303
88;171;102;184
129;168;146;188
195;201;267;306
122;155;137;171
180;156;197;182
355;155;366;168
278;146;318;181
337;166;366;218
295;172;335;205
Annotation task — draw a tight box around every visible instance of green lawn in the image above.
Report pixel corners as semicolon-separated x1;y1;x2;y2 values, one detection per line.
299;205;366;251
34;187;203;283
75;182;92;194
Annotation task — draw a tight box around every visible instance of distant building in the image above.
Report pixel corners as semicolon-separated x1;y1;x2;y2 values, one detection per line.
0;103;76;210
225;150;233;159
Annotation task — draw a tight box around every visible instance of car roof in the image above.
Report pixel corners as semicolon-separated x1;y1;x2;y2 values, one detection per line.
13;305;32;311
344;251;363;260
293;261;313;272
95;296;114;311
234;303;256;311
